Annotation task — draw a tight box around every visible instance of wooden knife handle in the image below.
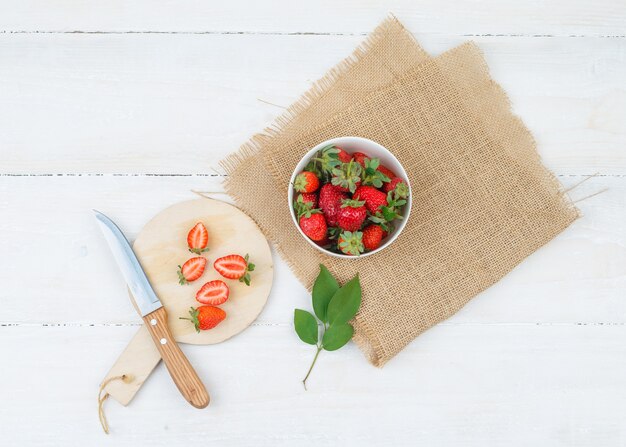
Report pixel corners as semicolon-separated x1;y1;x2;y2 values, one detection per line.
142;307;210;409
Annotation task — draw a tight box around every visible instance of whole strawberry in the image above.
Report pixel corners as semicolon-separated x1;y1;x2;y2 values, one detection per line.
299;211;327;242
353;185;388;213
383;177;408;196
180;306;226;332
352;152;370;167
338;231;364;256
377;164;397;180
331;160;362;193
298;192;318;208
318;183;348;227
294;171;320;193
362;224;384;251
337;199;367;231
336;147;352;163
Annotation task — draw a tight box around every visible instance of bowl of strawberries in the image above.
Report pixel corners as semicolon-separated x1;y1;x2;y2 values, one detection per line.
288;136;411;258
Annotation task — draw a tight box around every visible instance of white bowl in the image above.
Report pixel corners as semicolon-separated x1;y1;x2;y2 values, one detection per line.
288;136;412;259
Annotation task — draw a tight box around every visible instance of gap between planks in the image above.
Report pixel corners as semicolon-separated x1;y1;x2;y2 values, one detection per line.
0;30;625;38
3;322;626;328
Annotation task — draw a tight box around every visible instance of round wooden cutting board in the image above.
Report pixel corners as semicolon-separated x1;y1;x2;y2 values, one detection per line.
132;198;273;344
103;198;273;406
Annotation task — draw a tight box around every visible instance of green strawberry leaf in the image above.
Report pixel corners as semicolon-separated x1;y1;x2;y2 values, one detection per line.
327;275;362;326
294;309;319;345
322;323;354;351
312;265;340;323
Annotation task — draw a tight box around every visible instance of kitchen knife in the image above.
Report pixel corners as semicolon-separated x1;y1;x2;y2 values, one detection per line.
94;210;209;409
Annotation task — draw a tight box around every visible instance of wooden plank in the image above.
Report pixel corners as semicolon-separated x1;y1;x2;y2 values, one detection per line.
0;174;623;325
0;1;624;36
0;34;624;175
2;323;626;445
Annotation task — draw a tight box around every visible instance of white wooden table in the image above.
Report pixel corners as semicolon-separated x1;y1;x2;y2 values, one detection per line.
1;2;625;445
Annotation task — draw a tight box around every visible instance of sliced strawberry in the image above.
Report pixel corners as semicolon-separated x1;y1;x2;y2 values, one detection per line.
196;280;229;305
214;254;255;285
187;222;209;255
177;257;207;285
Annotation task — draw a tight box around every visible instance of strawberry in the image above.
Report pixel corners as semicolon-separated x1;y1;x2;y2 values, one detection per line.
196;280;230;305
177;257;207;285
354;186;388;213
214;254;256;286
331;160;362;193
315;236;332;248
187;222;209;255
294;171;320;193
318;183;348;226
377;164;397;180
383;177;409;197
337;199;367;231
336;147;352;163
362;225;384;251
180;306;226;332
298;192;318;208
352;152;370;167
299;213;327;242
338;231;364;256
361;157;390;188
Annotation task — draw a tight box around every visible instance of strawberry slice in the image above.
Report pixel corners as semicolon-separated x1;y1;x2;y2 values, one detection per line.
187;222;209;255
213;254;255;286
177;257;207;285
196;280;229;305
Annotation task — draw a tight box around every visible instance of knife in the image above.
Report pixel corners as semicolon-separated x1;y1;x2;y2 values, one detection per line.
94;210;210;409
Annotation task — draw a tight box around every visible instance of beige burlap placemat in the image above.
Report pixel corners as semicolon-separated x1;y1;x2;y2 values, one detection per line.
221;17;579;366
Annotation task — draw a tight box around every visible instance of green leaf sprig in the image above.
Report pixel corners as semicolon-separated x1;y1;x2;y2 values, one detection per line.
294;265;362;389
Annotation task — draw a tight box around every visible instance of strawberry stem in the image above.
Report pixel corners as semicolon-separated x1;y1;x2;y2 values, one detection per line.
302;345;323;391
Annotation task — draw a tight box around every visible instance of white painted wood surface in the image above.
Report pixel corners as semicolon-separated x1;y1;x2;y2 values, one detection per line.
0;2;625;446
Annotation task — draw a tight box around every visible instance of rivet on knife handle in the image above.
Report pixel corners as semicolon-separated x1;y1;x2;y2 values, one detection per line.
143;307;209;409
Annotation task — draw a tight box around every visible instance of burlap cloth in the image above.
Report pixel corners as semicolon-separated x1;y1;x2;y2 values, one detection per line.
221;17;579;366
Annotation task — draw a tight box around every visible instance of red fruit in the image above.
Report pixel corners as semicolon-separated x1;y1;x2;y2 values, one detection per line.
331;160;362;193
354;186;388;213
318;183;348;226
352;152;370;167
180;306;226;332
196;280;230;305
177;257;207;285
338;231;364;256
336;147;352;163
214;254;255;286
294;171;320;193
315;236;332;247
298;192;318;208
362;225;384;251
377;164;397;180
383;177;405;193
187;222;209;255
337;199;367;231
299;213;327;242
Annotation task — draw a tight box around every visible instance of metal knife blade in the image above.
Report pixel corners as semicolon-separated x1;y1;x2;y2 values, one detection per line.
93;210;163;316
